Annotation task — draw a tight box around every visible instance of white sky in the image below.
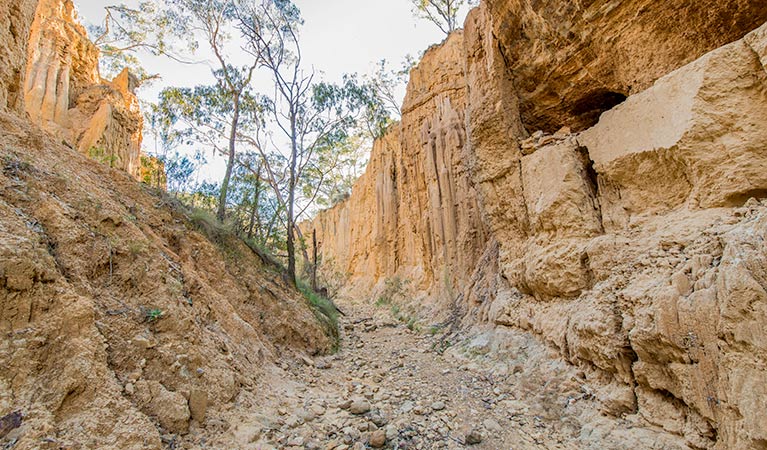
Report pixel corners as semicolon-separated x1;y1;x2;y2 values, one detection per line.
73;0;472;185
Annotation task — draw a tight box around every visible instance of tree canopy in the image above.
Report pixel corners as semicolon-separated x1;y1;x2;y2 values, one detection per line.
97;0;403;289
410;0;478;35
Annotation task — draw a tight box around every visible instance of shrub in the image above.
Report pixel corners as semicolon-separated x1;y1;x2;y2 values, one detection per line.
297;279;340;350
188;208;232;244
88;146;118;167
376;275;409;306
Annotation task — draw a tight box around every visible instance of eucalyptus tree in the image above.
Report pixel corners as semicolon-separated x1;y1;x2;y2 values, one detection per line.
90;3;193;82
152;71;268;216
410;0;478;35
95;0;262;221
234;0;388;285
363;58;415;124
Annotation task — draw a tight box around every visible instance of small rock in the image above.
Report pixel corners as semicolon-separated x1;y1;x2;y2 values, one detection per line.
301;355;315;366
369;429;387;448
539;135;555;146
430;401;445;411
132;335;152;349
310;404;326;417
0;411;23;439
370;413;388;427
189;389;208;422
483;418;502;433
350;398;371;415
342;426;361;442
135;380;190;434
399;401;415;414
553;126;571;139
296;408;317;422
287;436;304;446
316;360;332;369
285;416;302;428
465;428;483;445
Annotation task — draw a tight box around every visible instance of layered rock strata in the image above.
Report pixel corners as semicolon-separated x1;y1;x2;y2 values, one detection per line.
309;2;767;447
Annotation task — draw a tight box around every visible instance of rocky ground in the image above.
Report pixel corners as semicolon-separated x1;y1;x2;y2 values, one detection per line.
186;301;691;450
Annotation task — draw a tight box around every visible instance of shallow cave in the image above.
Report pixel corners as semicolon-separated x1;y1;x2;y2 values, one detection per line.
520;88;629;134
569;89;628;129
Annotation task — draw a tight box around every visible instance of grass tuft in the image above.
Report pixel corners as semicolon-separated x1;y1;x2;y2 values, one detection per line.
297;279;340;351
188;208;233;245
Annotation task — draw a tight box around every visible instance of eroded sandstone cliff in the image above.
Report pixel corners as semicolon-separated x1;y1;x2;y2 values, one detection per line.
0;0;38;113
309;2;767;448
485;0;767;132
311;33;489;319
24;0;145;178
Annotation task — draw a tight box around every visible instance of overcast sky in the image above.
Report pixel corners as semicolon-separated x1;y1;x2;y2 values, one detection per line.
73;0;473;182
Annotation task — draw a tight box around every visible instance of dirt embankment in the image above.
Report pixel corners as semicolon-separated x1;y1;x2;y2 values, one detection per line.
0;110;333;449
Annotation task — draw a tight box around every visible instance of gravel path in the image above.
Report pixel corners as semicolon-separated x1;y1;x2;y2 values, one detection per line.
235;303;578;450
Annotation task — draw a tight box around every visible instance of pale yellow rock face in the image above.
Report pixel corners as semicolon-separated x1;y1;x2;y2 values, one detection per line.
0;0;38;112
485;0;767;132
24;0;144;178
580;32;767;228
309;4;767;448
310;32;488;316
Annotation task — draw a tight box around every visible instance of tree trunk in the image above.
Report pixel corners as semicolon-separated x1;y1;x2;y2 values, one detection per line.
247;201;258;240
293;223;313;277
286;110;298;286
263;206;278;246
311;229;318;291
217;91;241;222
247;163;262;240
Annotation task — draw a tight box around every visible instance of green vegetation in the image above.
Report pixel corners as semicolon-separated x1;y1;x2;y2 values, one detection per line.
87;146;118;167
92;0;403;287
180;202;338;344
376;276;410;306
144;308;164;322
297;279;340;351
372;276;424;332
428;324;443;336
128;241;147;257
410;0;478;35
139;155;167;189
188;207;234;245
431;339;453;355
406;316;421;332
88;0;419;346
